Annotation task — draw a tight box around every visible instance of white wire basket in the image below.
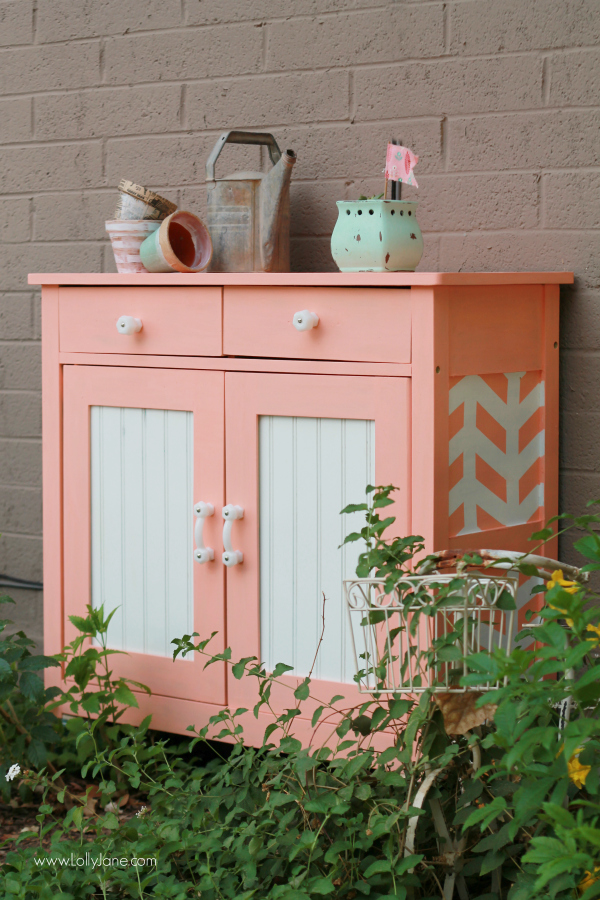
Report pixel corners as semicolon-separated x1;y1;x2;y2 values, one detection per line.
344;571;519;694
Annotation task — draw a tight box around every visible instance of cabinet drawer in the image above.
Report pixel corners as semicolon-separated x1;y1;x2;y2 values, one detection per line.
223;287;411;363
59;286;222;356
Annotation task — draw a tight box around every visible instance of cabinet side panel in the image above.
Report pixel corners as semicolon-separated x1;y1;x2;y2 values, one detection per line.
443;282;558;630
258;415;375;683
448;285;543;376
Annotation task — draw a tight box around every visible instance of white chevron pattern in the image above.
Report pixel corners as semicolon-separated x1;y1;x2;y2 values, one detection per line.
449;372;545;535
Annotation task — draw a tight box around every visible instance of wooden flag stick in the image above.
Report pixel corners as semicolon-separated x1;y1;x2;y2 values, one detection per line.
391;138;398;201
384;176;388;200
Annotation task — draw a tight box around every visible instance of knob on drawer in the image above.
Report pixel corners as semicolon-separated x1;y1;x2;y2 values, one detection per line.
293;310;319;331
116;315;143;335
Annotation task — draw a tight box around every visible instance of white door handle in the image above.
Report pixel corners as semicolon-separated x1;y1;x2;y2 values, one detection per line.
116;315;143;335
193;501;214;563
293;310;319;331
222;504;244;566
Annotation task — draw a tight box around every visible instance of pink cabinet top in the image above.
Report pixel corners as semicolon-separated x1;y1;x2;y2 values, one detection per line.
29;271;574;287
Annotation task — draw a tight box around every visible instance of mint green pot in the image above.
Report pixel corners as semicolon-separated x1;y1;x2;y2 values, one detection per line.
330;199;423;272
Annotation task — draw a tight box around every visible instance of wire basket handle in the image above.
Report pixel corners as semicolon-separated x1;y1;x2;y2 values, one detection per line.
427;549;588;584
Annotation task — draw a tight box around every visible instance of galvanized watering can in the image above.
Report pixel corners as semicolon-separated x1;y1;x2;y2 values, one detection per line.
205;131;296;273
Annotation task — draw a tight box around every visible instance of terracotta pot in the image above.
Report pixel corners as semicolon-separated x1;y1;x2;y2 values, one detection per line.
139;211;213;274
105;220;160;273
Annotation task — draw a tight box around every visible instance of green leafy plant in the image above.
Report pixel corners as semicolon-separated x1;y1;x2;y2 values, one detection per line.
0;593;62;793
52;603;151;767
3;492;600;899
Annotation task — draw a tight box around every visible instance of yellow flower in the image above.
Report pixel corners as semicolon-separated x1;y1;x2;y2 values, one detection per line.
579;866;600;894
586;623;600;646
546;570;580;625
547;569;580;594
568;749;591;790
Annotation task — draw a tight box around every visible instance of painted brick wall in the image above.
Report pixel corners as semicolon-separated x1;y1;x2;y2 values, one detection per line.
1;0;599;643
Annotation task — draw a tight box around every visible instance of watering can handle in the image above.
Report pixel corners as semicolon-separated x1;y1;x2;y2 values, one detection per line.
206;131;282;181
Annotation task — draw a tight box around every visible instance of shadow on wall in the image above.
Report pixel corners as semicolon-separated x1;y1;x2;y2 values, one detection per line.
2;589;44;655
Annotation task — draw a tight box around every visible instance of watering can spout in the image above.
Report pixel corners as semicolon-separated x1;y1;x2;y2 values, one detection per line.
259;149;296;272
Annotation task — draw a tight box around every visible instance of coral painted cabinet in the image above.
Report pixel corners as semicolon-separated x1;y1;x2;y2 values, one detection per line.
33;272;572;742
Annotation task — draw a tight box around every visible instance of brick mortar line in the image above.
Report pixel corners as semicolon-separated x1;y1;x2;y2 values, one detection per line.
3;39;599;70
0;49;570;98
0;437;42;444
20;1;600;45
539;171;546;228
0;46;573;81
443;1;450;54
542;55;550;106
15;3;445;47
3;105;600;153
32;0;38;44
0;531;42;540
4;230;600;239
7;110;600;143
2;54;600;102
2;225;600;239
1;167;600;200
0;37;101;55
562;349;600;356
12;228;597;247
0;484;41;492
3;181;599;199
0;390;41;396
4;47;600;100
2;73;599;105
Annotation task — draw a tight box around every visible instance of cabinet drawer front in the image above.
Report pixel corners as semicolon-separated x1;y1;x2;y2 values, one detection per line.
223;286;411;362
59;286;222;356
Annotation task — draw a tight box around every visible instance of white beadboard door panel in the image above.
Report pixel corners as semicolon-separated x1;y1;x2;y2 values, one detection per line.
225;371;411;714
63;365;226;705
90;406;194;658
259;415;375;683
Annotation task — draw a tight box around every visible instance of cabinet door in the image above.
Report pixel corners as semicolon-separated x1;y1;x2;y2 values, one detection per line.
62;365;226;705
224;372;410;714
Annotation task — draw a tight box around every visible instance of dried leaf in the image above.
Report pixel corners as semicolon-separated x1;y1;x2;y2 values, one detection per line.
434;691;497;735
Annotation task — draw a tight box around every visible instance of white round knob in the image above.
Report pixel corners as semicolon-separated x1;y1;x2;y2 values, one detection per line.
116;315;142;335
293;310;319;331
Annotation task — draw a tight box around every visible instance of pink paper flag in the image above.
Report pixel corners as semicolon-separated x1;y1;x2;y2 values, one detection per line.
385;143;419;188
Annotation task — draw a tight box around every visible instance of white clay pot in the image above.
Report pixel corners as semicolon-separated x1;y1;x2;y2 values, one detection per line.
105;219;160;273
139;211;213;274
